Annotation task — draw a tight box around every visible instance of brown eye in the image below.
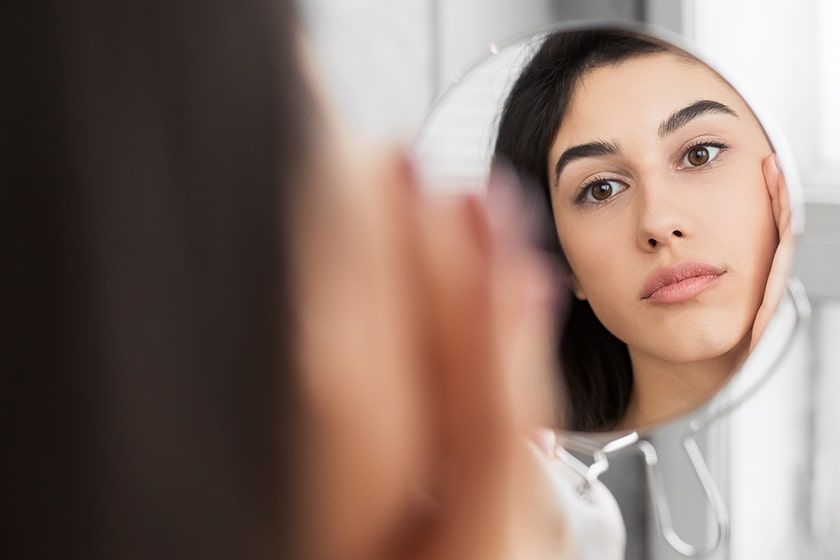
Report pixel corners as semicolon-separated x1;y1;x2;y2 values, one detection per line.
583;179;626;203
687;146;709;166
592;181;612;200
681;144;723;168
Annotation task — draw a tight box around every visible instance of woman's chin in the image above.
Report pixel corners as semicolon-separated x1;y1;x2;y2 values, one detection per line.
639;323;752;366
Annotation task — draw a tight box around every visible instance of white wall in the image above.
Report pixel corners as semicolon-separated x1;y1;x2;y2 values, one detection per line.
300;0;555;143
300;0;435;141
686;0;821;179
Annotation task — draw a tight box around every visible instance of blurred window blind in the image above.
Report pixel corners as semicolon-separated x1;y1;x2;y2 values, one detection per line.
415;39;536;195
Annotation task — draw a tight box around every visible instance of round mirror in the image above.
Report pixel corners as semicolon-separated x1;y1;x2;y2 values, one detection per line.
415;22;806;438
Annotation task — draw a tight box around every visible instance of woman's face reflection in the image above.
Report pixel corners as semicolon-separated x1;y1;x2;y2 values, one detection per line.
548;52;777;373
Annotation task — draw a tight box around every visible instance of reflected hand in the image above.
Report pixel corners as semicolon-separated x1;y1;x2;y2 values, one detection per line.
750;153;793;351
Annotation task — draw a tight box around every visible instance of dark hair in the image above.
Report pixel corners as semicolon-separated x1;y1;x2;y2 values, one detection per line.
493;29;673;432
3;1;308;557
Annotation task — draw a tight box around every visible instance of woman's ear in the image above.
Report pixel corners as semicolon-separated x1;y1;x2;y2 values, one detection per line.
571;275;587;300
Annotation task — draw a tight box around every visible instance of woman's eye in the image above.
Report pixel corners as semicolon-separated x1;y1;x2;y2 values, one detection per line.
582;179;626;203
681;144;722;168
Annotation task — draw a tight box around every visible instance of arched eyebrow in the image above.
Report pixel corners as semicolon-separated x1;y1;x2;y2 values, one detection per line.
552;100;738;187
553;140;619;186
658;99;738;137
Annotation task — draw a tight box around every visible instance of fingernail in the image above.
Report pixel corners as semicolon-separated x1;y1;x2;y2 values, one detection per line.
772;153;783;175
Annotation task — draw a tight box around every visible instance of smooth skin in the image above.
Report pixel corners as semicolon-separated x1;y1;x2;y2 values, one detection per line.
547;52;791;429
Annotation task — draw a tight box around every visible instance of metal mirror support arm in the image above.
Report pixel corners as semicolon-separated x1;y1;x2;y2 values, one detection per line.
646;278;810;558
559;278;811;558
639;437;729;557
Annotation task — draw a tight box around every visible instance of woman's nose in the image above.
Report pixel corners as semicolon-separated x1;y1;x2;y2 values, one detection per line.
635;180;693;251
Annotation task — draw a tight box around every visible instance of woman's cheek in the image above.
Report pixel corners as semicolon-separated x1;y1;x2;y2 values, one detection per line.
557;218;638;336
716;162;776;256
697;165;777;317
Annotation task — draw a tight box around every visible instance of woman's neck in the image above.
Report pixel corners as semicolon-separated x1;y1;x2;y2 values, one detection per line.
617;335;750;431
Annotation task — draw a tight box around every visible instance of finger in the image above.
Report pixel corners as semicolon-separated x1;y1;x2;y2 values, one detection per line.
763;153;793;235
413;194;518;560
750;224;794;350
774;155;792;233
762;153;783;232
484;198;563;432
752;153;796;351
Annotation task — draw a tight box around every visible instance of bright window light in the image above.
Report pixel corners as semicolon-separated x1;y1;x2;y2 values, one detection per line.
818;0;840;167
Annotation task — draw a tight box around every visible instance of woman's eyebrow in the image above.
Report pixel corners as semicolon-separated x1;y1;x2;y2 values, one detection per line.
552;100;736;186
553;140;619;186
658;99;738;137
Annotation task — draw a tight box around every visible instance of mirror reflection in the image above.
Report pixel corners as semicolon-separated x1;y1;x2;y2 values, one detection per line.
419;27;794;433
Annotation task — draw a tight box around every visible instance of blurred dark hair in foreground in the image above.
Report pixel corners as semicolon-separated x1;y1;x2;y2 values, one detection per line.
2;1;308;557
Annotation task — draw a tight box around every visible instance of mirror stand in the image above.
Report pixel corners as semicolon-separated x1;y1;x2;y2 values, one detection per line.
557;279;811;557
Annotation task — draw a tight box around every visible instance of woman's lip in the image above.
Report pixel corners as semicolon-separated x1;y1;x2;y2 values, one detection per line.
643;273;724;304
640;260;726;303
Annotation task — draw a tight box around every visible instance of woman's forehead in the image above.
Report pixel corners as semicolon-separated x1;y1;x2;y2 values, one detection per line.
554;53;750;149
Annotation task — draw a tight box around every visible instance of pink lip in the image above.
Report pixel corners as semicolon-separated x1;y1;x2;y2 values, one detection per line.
640;260;725;304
